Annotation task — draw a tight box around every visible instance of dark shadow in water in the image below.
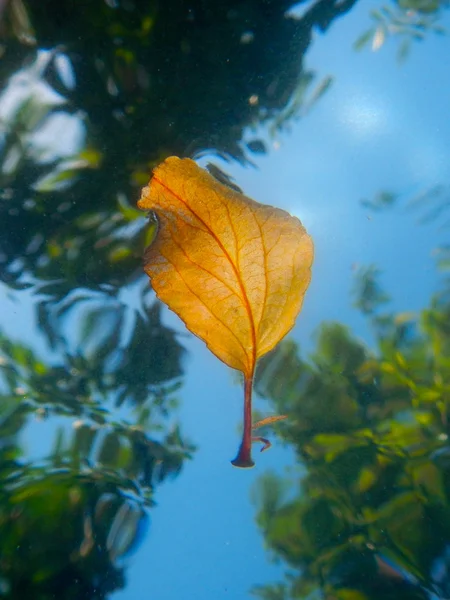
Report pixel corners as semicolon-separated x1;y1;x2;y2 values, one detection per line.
0;0;357;306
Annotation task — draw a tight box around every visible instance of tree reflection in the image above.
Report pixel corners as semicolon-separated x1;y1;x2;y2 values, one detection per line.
354;1;448;61
0;0;357;309
253;267;450;599
4;0;440;596
0;302;194;597
361;186;450;300
0;4;361;590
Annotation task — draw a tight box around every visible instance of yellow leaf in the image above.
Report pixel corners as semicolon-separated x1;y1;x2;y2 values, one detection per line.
138;157;314;467
252;415;288;430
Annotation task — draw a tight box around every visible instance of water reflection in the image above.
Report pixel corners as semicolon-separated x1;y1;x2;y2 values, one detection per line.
0;305;193;596
253;266;450;598
1;0;449;598
0;0;355;305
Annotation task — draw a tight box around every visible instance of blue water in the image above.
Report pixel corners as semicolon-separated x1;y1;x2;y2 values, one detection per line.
1;1;450;598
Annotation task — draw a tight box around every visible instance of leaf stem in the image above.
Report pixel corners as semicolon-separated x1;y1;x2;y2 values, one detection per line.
231;375;255;468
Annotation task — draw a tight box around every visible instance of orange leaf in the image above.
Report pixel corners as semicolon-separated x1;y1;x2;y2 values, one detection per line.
252;415;288;430
138;157;314;467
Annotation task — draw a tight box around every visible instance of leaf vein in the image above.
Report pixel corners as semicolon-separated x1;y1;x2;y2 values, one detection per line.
154;176;257;374
162;249;248;360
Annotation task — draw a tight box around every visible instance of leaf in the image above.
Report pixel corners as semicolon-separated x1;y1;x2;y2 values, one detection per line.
253;415;288;430
372;25;386;51
246;140;267;154
138;157;313;467
353;29;374;52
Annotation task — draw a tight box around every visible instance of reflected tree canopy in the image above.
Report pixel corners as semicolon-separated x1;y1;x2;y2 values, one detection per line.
0;301;193;597
361;186;450;299
1;0;361;595
0;0;357;303
354;0;448;61
1;0;449;597
253;267;450;599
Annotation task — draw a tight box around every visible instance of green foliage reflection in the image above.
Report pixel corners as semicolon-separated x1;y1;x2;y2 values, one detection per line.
253;268;450;599
354;1;448;62
0;299;194;597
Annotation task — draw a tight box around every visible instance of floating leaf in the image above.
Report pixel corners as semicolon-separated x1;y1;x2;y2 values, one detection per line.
138;157;313;467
